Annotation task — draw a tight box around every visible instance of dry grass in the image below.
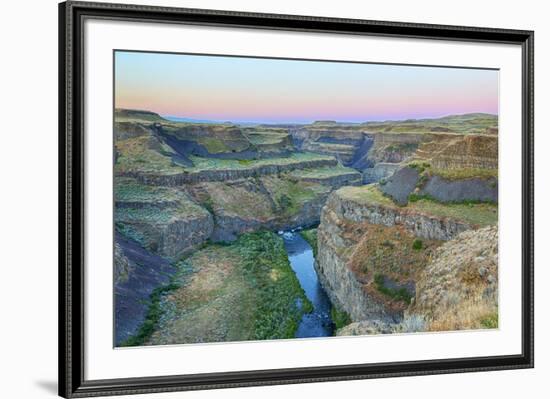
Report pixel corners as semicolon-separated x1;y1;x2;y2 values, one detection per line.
427;299;498;331
409;226;498;332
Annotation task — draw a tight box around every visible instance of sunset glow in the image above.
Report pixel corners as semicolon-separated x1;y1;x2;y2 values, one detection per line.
115;51;498;124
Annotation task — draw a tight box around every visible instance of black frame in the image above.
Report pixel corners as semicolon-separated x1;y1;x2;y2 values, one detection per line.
59;1;534;397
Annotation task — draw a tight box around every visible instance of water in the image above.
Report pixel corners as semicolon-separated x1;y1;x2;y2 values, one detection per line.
281;231;334;337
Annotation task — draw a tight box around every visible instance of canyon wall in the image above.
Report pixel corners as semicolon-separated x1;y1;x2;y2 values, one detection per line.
316;184;497;326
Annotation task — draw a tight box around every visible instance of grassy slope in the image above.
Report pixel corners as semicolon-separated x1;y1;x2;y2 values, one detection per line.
114;178;209;251
290;164;359;179
132;232;313;346
338;185;498;227
362;113;497;135
186;152;334;172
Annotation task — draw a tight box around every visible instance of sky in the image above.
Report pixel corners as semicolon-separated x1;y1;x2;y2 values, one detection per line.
115;51;498;124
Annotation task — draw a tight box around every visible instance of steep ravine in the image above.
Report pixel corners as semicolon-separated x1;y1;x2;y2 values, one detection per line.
315;184;498;334
281;231;334;337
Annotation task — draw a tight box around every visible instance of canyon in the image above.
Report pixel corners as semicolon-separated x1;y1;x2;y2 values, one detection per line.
113;109;499;345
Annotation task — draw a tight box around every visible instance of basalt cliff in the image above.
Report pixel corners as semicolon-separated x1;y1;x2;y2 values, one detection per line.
113;109;499;343
317;183;498;334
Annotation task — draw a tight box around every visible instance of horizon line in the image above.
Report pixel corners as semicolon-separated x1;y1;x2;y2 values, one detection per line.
160;111;498;125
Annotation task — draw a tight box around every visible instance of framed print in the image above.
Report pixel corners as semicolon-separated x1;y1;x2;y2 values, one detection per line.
59;1;534;397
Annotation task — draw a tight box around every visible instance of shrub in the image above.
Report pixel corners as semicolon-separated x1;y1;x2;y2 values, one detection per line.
480;313;498;329
330;306;352;331
235;232;313;340
374;273;412;304
278;194;292;211
412;239;423;250
408;161;431;174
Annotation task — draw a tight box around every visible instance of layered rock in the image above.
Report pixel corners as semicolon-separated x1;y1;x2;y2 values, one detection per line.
380;164;498;205
362;162;401;184
316;185;498;327
114;232;176;345
115;179;214;259
188;171;361;242
130;156;338;186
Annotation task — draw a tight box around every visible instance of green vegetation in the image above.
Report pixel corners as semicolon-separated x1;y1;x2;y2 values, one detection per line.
362;113;497;135
120;282;180;347
409;193;496;206
115;135;180;175
235;232;313;339
407;160;498;182
339;185;498;227
407;161;431;174
330;306;352;330
300;228;318;257
410;199;498;226
374;273;412;305
480;313;499;329
115;108;166;122
186;152;334;172
262;176;327;217
412;239;423;250
338;184;396;207
386;143;418;153
199;137;234;153
430;167;498;180
132;232;313;346
290;164;359;180
115;178;180;202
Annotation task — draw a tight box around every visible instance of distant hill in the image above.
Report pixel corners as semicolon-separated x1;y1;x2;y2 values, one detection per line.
164;116;227;124
114;109;167;122
361;113;498;135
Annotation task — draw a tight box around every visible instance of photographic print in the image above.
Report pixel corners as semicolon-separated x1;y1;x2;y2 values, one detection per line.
113;50;499;347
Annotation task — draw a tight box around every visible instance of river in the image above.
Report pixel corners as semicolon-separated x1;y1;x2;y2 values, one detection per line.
281;231;334;338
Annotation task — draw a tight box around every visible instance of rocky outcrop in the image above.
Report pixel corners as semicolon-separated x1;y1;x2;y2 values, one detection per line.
316;186;480;324
114;232;176;345
417;134;498;170
336;314;427;336
115;181;214;259
210;194;326;242
114;121;155;141
317;184;498;335
409;226;498;331
114;241;132;284
130;158;338;186
379;164;498;205
322;188;472;240
192;172;359;242
420;175;498;203
292;170;362;187
362;163;401;184
380;166;420;205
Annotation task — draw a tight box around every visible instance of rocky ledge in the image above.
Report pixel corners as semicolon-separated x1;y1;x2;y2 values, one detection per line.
316;184;498;330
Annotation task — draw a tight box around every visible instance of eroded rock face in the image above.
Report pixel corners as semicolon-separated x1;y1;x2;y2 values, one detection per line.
362;163;401;184
380;166;420;205
114;181;215;259
114;233;176;345
420;175;498;203
336;319;397;336
323;190;472;241
191;172;361;242
316;188;475;324
429;135;498;170
132;158;338;186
